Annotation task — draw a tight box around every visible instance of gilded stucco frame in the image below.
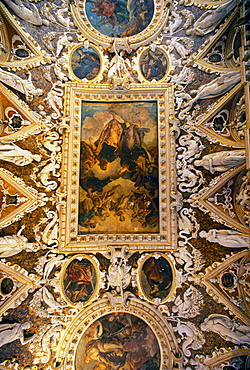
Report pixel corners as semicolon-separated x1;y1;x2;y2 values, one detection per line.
136;46;171;84
59;83;177;252
54;298;182;370
60;254;101;308
68;43;104;83
136;252;177;304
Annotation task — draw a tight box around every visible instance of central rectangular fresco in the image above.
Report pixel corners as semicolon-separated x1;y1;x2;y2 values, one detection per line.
78;101;159;234
59;84;175;251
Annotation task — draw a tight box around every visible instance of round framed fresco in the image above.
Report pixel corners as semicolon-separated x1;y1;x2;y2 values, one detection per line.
55;299;180;369
69;44;102;82
60;255;100;308
138;46;170;82
70;0;171;48
75;312;161;370
137;253;175;304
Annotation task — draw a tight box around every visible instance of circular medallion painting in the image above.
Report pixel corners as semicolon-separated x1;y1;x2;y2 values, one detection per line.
62;256;98;306
70;46;101;81
85;0;154;37
140;255;173;301
75;313;160;370
140;48;168;82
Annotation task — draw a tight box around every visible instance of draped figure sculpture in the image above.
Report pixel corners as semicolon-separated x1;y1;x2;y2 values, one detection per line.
200;229;250;248
0;322;35;348
201;314;250;344
0;143;41;166
186;0;237;36
194;150;245;174
0;227;37;258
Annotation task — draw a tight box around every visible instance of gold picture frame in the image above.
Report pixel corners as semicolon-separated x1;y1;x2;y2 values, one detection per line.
137;252;176;304
55;298;182;370
59;83;177;252
60;254;101;308
136;46;171;83
68;43;104;83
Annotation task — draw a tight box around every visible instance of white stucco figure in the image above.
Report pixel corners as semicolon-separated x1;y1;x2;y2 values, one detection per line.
0;143;41;166
42;286;67;310
56;7;74;28
108;51;134;88
0;321;35;348
44;82;63;119
56;33;73;57
164;10;182;35
43;254;67;279
173;319;205;357
107;257;131;291
201;314;250;344
188;71;241;107
186;0;237;36
173;285;203;317
200;229;250;248
178;135;205;163
165;39;187;58
194;150;245;174
0;69;43;100
0;227;35;258
173;245;194;272
3;0;49;26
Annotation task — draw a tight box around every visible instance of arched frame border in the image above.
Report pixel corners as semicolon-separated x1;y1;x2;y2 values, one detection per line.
137;252;176;304
54;298;182;370
204;348;250;368
60;254;101;309
70;0;172;49
68;43;103;83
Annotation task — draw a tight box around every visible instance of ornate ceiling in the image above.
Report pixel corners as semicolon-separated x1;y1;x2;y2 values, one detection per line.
0;0;249;369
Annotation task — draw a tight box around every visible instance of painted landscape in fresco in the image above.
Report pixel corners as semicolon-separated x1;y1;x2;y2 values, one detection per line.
85;0;154;37
140;48;168;81
63;257;96;304
141;256;172;300
71;46;100;80
75;313;160;370
78;101;159;234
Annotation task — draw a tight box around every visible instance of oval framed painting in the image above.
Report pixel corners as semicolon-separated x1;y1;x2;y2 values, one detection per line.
69;44;102;82
138;253;175;304
70;0;171;48
138;46;170;82
61;255;100;308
